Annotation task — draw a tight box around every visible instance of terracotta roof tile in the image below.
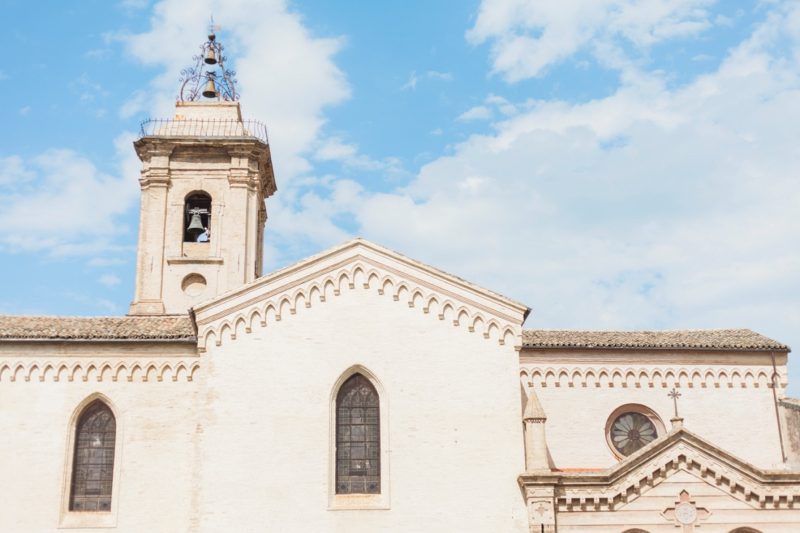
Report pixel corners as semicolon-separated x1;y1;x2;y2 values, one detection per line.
0;315;196;341
522;328;787;351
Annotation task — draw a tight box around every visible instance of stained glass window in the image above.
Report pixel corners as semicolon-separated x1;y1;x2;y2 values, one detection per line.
69;401;116;512
336;373;380;494
610;412;657;456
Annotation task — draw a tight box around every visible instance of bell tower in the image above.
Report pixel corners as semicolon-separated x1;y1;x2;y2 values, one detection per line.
128;29;276;315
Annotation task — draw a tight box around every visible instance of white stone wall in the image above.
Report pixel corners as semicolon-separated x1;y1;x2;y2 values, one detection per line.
521;351;787;470
0;285;529;532
0;354;198;532
195;286;529;533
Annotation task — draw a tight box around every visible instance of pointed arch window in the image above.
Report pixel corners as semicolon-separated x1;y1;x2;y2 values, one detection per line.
336;373;380;494
69;400;116;512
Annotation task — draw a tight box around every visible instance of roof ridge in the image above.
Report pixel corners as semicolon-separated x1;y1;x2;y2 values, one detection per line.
521;328;788;351
0;315;196;341
0;314;189;319
524;327;757;332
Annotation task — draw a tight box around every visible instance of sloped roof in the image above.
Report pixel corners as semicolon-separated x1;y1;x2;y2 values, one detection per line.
0;315;196;341
522;328;788;351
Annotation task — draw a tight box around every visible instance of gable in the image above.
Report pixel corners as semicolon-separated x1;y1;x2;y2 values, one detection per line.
619;469;753;512
191;239;530;352
527;429;800;513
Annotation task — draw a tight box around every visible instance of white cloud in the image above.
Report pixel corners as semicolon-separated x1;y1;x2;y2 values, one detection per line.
119;90;147;118
315;137;358;161
98;274;121;287
0;133;139;255
62;290;119;313
485;94;517;115
427;70;454;81
87;257;127;268
71;73;108;104
402;70;454;90
85;48;112;60
458;105;493;121
466;0;715;81
120;0;150;9
0;156;35;186
18;106;30;116
453;96;520;127
342;2;800;353
402;71;419;91
314;137;403;173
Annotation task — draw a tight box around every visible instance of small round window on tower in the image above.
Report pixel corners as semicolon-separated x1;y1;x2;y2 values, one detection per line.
181;274;207;296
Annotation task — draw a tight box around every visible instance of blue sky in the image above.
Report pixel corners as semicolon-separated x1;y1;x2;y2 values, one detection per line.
1;1;799;392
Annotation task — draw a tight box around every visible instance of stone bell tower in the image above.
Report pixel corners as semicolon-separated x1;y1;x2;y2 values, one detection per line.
128;30;276;315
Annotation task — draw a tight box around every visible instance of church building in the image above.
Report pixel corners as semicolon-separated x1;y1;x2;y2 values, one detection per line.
2;32;800;533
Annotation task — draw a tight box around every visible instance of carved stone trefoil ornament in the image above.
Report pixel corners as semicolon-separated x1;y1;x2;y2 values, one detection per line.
178;19;238;102
661;489;710;532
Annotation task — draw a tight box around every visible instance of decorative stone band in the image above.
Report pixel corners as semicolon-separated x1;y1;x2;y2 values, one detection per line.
0;359;199;383
197;260;522;352
521;366;784;389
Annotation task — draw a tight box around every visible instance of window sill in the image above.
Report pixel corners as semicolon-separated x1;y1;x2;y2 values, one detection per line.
58;511;116;529
328;493;390;511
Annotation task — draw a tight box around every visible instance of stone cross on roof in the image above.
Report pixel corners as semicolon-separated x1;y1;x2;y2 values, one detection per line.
669;387;684;428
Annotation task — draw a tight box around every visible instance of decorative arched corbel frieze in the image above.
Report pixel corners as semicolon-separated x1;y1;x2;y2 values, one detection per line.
195;261;524;353
521;366;773;389
0;359;199;383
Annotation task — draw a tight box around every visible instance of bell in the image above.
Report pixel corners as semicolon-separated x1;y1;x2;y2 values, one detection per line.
187;213;205;231
204;47;217;65
202;77;217;98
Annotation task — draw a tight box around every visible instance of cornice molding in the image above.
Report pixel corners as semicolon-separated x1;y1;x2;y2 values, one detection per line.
196;256;523;353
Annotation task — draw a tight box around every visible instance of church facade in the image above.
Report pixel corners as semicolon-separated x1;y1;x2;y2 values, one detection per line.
2;34;800;533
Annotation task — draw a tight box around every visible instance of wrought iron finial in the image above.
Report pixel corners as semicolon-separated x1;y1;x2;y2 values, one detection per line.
668;387;682;419
178;21;238;102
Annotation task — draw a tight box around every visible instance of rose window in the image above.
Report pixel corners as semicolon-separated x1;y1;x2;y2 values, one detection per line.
610;412;658;456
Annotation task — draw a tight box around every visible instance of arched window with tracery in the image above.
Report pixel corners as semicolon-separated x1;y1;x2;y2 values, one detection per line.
69;400;116;512
336;373;380;494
